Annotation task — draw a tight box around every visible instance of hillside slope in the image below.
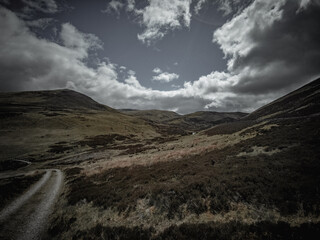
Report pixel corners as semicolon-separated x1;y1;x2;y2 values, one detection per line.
245;78;320;120
0;89;114;112
52;78;320;239
205;78;320;136
0;89;160;162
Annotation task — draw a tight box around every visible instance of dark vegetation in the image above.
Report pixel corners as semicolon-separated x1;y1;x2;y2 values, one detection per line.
48;142;74;154
50;221;320;240
2;78;320;239
0;172;43;211
152;123;189;136
66;117;320;219
204;120;254;136
50;223;154;240
0;160;29;171
78;134;129;149
156;221;320;240
117;144;157;155
71;225;153;240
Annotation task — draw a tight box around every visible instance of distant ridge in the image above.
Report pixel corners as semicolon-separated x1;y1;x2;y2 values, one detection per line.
165;111;247;131
119;109;180;122
120;109;247;131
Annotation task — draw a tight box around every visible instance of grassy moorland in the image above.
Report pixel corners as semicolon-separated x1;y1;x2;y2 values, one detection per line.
48;115;320;239
0;89;161;163
1;79;319;239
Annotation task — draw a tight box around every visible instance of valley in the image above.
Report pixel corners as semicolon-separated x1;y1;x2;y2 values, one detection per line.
0;78;320;239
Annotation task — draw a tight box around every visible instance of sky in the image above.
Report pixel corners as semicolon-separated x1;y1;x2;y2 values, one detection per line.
0;0;319;114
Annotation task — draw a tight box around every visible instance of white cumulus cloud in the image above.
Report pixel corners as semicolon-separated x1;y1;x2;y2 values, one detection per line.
1;0;320;114
136;0;191;45
152;68;179;82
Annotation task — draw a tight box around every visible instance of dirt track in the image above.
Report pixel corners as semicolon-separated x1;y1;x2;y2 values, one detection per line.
0;169;63;240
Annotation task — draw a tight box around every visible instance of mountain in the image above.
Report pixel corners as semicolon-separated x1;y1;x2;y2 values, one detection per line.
0;89;114;112
0;89;160;161
1;80;320;239
58;78;320;239
245;78;320;120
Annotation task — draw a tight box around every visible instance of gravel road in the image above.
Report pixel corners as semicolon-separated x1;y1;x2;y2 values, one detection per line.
0;169;63;240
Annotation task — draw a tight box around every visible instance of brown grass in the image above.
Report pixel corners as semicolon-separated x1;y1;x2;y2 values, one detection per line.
66;117;320;219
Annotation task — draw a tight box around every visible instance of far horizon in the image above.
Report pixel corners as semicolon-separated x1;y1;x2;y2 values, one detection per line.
0;0;320;114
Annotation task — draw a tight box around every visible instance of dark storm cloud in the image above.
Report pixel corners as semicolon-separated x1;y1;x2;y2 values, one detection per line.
213;0;320;97
232;1;320;94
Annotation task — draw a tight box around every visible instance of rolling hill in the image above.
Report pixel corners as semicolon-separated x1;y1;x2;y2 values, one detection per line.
0;89;114;112
0;89;160;162
54;78;320;239
1;78;320;239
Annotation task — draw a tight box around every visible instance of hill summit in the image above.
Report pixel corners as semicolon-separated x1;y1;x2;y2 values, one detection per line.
0;89;114;112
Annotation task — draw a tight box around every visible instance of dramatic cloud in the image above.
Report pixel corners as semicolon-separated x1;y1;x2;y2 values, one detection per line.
213;0;320;96
0;7;199;113
135;0;191;45
104;0;192;44
0;0;319;114
104;0;251;44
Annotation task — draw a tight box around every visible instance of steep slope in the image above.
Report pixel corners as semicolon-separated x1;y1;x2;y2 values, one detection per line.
0;89;160;162
205;78;320;136
245;78;320;120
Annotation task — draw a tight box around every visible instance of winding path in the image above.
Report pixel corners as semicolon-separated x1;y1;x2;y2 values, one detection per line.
0;169;63;240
